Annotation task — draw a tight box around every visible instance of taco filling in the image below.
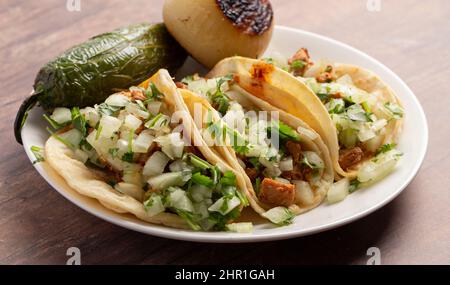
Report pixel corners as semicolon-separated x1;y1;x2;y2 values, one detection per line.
44;83;248;231
264;49;404;182
183;75;329;223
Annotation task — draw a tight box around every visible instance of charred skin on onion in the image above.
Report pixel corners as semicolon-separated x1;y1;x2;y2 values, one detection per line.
163;0;274;68
215;0;274;36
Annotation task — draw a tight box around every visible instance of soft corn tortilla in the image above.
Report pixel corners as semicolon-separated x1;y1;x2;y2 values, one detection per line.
208;57;403;179
45;136;189;229
180;86;334;215
45;69;248;230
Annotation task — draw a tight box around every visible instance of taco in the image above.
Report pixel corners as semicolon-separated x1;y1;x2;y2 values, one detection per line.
44;69;251;232
206;54;404;183
180;73;334;225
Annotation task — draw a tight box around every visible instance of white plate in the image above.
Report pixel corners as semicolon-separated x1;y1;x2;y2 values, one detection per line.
21;26;428;243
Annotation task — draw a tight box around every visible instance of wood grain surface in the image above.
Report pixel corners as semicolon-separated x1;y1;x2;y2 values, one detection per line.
1;0;449;265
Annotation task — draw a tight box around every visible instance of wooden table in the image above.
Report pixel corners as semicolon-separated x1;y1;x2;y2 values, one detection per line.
1;0;449;265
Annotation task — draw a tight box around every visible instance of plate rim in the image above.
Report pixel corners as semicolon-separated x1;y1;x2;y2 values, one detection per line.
21;25;429;243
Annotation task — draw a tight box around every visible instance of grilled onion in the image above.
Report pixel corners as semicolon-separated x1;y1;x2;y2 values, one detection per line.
163;0;274;68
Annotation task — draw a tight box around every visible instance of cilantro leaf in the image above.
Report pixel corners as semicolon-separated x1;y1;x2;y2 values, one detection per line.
108;148;119;158
219;171;236;187
268;121;300;142
175;209;201;231
30;146;45;164
191;172;214;187
349;179;361;193
376;143;397;155
71;107;87;136
121;152;134;162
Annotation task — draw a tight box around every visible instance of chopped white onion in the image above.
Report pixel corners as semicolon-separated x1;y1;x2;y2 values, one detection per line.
81;107;99;127
261;207;294;225
155;132;185;159
208;196;241;215
371;119;387;132
293;180;314;205
169;159;193;172
116;139;129;154
327;178;350;204
73;148;89;164
147;101;162;116
147;171;191;192
144;195;165;217
193;202;210;220
105;93;130;107
59;128;83;148
190;184;212;203
124;114;142;130
279;157;294;171
115;182;143;201
99;115;122;138
363;134;384;153
358;154;399;183
303;151;324;169
132;130;154;153
125;103;150;120
143;151;170;177
144;113;170;131
347;104;368;122
358;125;376;142
167;188;194;213
226;222;253;233
122;170;142;186
51;107;72;124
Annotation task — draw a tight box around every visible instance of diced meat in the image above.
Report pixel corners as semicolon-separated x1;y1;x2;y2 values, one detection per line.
245;168;259;181
130;89;146;101
339;147;364;170
316;65;337;83
175;82;188;89
259;178;295;207
281;165;303;180
286;141;302;162
135;124;145;135
185;145;202;157
332;92;343;99
57;124;74;134
288;48;313;76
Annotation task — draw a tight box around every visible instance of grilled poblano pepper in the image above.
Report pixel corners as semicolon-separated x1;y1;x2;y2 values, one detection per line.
14;23;187;144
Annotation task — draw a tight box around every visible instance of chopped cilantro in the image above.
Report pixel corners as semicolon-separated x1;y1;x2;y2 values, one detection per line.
349;179;361;193
43;114;66;130
108;148;119;158
97;103;120;116
121;151;134;162
254;177;261;195
175;209;201;231
268;121;300;142
290;60;306;70
191;172;214;187
71;107;87;136
376;143;397;155
30;146;45;164
208;74;233;115
219;171;237;187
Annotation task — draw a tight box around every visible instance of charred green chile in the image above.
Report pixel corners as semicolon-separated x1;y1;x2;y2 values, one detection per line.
14;23;187;144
